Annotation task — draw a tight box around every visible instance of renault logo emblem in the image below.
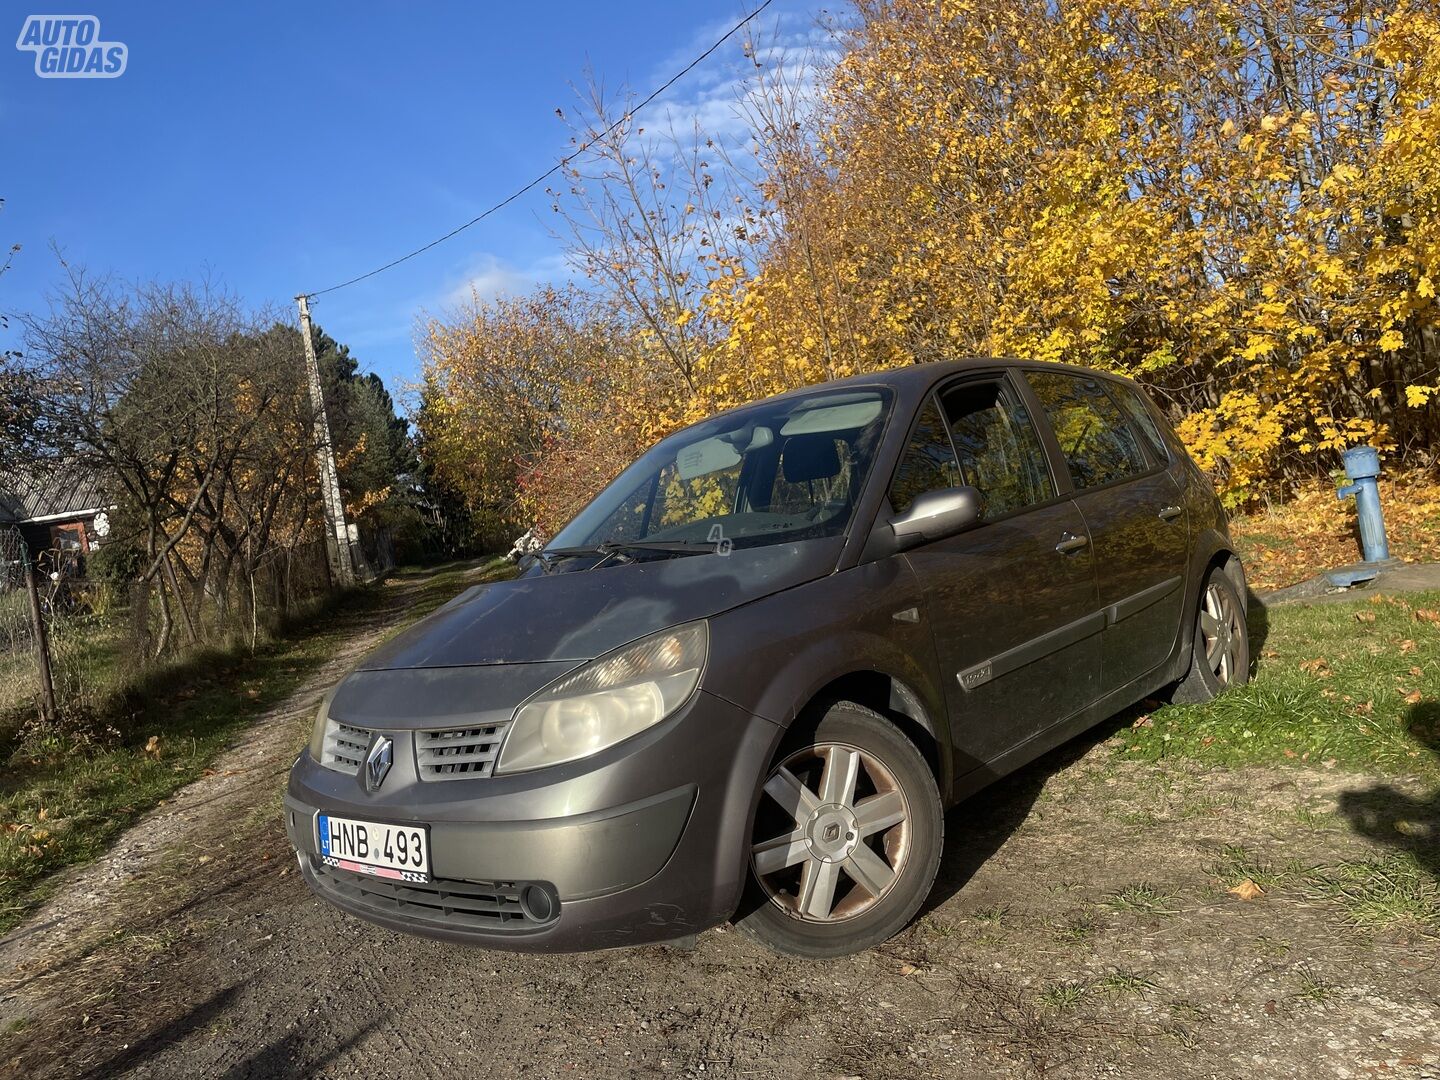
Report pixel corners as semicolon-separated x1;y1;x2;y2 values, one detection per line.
364;735;393;792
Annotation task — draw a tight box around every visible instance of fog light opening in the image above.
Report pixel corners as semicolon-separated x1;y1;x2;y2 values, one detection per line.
520;884;558;924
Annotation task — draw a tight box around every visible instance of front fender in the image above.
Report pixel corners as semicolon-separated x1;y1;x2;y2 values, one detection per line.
703;557;951;781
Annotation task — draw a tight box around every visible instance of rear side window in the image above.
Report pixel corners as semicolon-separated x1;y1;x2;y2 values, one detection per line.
889;398;960;512
938;380;1054;517
1026;371;1149;491
1109;383;1170;463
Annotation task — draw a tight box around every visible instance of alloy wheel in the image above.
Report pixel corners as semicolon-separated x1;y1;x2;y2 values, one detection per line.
750;742;911;922
1199;581;1244;685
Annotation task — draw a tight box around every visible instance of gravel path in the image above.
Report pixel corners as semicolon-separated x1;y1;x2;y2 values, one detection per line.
1;565;1437;1080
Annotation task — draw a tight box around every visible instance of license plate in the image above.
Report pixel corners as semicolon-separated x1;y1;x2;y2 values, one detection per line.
317;813;430;882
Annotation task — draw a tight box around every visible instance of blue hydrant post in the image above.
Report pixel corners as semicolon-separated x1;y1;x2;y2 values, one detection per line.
1335;445;1390;563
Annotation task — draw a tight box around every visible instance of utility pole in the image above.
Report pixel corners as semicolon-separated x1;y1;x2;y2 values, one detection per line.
296;294;356;587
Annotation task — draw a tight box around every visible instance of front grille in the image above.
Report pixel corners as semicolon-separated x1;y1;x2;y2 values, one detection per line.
309;857;550;933
321;719;372;775
415;723;510;780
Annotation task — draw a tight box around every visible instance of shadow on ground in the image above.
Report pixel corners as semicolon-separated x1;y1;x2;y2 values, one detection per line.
920;593;1272;916
922;712;1132;915
72;980;381;1080
1338;700;1440;882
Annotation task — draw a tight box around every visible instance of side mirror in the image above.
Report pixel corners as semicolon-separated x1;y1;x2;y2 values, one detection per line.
889;486;982;550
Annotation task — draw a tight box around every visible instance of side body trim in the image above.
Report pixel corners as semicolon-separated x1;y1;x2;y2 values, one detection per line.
956;609;1106;691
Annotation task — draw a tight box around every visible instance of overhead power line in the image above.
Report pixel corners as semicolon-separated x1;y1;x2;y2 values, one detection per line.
304;0;776;299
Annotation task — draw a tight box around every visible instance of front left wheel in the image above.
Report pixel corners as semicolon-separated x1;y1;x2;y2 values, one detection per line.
732;702;943;958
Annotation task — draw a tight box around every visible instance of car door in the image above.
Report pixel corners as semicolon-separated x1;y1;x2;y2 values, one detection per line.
1022;371;1190;695
892;374;1102;776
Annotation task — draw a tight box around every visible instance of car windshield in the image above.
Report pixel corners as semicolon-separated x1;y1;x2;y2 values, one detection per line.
549;388;893;553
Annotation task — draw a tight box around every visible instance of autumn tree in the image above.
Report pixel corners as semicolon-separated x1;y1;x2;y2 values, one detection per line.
715;0;1440;499
20;269;323;653
422;1;1440;529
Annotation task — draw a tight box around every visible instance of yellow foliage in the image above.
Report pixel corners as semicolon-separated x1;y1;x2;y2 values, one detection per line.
423;0;1440;528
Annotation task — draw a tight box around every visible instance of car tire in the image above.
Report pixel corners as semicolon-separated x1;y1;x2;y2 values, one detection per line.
732;701;943;958
1170;565;1250;704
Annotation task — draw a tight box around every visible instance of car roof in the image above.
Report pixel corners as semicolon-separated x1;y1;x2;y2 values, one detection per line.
717;357;1134;417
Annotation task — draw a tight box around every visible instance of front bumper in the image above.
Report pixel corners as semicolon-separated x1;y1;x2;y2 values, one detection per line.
285;688;781;952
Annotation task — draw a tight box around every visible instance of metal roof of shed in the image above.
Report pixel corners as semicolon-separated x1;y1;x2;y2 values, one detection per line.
0;461;107;524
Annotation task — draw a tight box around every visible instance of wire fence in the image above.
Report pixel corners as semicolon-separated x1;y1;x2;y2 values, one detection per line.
0;528;41;731
0;525;391;752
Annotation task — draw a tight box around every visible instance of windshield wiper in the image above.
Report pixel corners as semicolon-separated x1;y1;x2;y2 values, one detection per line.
530;539;715;572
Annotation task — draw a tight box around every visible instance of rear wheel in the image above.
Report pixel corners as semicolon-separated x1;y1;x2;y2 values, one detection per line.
1171;566;1250;704
733;702;942;958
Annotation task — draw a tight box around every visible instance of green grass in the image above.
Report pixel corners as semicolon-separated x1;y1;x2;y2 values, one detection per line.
1052;912;1098;943
1037;980;1088;1009
1208;844;1311;893
1118;590;1440;774
1309;853;1440;930
1295;966;1336;1002
1104;884;1180;916
0;558;510;936
1093;971;1158;998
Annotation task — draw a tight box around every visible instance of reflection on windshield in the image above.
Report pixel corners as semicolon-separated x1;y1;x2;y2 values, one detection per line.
549;389;892;554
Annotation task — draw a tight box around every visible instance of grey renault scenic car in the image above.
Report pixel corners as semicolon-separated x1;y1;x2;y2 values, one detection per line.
286;359;1248;957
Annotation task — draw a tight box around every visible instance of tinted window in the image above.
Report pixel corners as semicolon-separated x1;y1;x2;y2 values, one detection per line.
939;381;1054;517
1110;383;1169;463
889;397;960;512
1027;371;1148;490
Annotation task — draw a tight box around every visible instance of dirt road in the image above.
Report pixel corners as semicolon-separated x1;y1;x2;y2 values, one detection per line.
1;565;1437;1079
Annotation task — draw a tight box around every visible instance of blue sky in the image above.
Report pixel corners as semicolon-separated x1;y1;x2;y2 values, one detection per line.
1;1;818;395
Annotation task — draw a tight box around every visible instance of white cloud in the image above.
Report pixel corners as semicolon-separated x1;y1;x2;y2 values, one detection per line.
440;251;570;308
638;4;844;150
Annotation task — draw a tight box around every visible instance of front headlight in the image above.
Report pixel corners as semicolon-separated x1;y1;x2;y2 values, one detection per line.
495;621;708;774
308;689;335;762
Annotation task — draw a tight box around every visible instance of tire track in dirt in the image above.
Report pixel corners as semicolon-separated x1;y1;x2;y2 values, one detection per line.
0;565;494;1036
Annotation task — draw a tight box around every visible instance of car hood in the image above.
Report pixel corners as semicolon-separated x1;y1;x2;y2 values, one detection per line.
356;537;845;671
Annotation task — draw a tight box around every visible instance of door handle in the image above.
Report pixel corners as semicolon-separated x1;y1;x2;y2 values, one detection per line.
1055;532;1089;554
1157;505;1183;522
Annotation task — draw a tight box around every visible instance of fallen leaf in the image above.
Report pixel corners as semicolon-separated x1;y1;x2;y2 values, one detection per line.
1201;736;1216;748
1411;666;1425;677
1229;879;1265;901
1355;610;1376;623
1403;690;1424;705
1131;714;1153;728
1300;657;1333;678
899;962;919;976
1400;640;1418;654
1415;609;1440;624
1263;999;1278;1016
143;736;162;759
1322;758;1338;769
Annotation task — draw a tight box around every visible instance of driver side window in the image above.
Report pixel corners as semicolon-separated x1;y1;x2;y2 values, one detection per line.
939;380;1054;517
889;398;961;513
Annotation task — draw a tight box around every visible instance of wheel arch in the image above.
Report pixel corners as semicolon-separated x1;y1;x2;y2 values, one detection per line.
1179;530;1247;662
787;668;952;803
